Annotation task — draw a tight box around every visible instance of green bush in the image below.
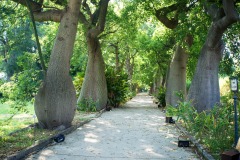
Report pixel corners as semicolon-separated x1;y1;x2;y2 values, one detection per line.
106;67;130;108
156;87;166;107
77;98;97;112
0;70;41;114
73;73;84;97
166;101;235;159
0;81;16;101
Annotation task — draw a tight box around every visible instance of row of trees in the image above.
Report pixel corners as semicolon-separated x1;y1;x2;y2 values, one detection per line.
139;0;240;112
0;0;239;129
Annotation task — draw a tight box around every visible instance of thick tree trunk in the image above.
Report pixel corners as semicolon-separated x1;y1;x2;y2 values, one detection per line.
78;36;108;110
187;43;222;112
153;68;163;95
187;0;239;112
165;45;188;106
34;0;80;129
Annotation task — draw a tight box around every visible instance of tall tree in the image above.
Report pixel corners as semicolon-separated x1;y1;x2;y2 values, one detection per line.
154;1;193;106
187;0;239;112
10;0;81;129
35;0;81;129
78;0;110;110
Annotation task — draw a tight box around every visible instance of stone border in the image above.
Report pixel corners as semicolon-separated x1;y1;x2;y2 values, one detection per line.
6;110;105;160
175;122;215;160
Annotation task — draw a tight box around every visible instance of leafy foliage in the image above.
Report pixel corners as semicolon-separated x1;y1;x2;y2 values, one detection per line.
77;98;97;112
166;100;236;159
106;67;130;108
156;87;166;107
73;73;84;97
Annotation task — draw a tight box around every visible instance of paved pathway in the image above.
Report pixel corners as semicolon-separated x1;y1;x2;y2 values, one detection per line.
26;93;200;160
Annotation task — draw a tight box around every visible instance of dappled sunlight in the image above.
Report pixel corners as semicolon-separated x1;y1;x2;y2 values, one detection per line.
97;119;113;127
84;133;99;143
122;93;158;109
145;122;159;127
141;144;165;158
25;94;200;160
84;124;97;129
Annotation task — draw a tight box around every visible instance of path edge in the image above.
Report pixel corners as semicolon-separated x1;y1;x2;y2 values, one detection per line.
175;122;216;160
6;110;105;160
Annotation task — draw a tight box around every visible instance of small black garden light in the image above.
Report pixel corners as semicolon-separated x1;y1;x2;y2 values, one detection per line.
230;76;239;146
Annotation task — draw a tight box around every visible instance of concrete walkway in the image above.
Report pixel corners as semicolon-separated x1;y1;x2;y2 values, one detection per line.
26;93;200;160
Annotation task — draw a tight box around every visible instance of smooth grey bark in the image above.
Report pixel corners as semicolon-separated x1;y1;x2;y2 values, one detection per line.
187;44;222;112
78;0;110;110
165;45;188;106
153;68;163;95
187;0;239;112
155;3;192;107
78;36;108;110
34;0;80;129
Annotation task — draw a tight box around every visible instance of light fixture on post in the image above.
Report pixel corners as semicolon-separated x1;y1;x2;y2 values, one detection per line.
230;76;239;146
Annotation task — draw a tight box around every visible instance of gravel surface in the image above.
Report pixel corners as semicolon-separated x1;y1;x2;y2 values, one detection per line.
26;93;201;160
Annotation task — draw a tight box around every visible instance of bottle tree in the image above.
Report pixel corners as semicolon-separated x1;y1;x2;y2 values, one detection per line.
10;0;81;129
187;0;239;112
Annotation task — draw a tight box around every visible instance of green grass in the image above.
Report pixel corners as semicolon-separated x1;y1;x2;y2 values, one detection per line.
0;101;34;115
0;118;56;159
0;103;11;114
0;109;96;159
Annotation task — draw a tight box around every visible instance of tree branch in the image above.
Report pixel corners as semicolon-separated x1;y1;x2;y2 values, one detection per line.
219;0;239;30
155;4;179;29
33;10;64;22
25;0;47;74
98;29;118;39
155;2;190;29
11;0;65;22
79;11;90;26
82;0;93;21
206;0;239;48
97;0;110;32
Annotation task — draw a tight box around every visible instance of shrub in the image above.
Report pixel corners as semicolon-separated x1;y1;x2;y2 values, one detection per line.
166;101;235;159
156;87;166;107
77;98;97;112
0;69;42;114
73;73;84;97
106;67;130;108
0;81;16;101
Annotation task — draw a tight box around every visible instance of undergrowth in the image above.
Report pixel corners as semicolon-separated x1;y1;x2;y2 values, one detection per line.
166;101;236;159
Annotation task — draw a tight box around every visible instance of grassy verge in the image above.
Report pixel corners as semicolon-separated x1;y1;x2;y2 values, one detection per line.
0;110;97;159
0;101;34;115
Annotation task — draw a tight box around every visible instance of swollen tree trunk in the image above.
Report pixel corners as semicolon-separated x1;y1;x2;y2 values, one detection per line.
155;4;192;107
187;44;222;112
165;45;188;106
187;0;239;112
78;36;107;110
78;0;109;110
34;0;80;129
